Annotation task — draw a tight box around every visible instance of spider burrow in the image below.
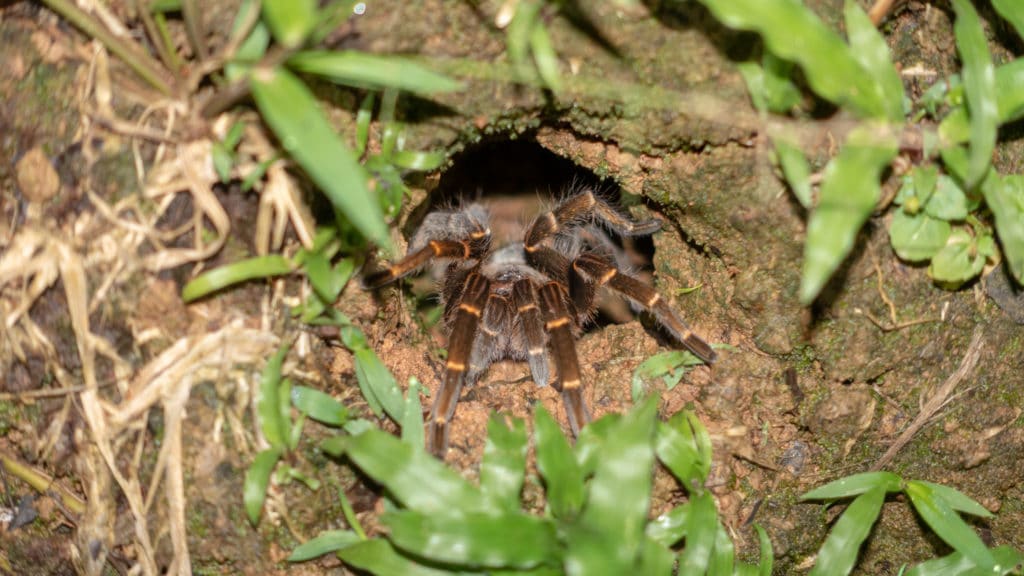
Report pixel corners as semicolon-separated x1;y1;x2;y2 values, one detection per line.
363;189;716;456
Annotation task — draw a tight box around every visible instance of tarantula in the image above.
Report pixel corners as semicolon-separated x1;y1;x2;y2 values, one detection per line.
363;189;716;456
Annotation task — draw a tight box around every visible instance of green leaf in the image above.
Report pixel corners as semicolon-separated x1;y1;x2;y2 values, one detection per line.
889;211;952;262
226;15;269;82
391;150;447;171
288;50;463;95
258;344;291;449
353;347;406;422
480;415;528;511
529;19;561;92
632;351;702;402
801;471;902;500
906;480;995;571
906;545;1024;576
916;481;993;519
337;539;455;576
575;395;659;570
401;379;425;449
993;0;1024;50
982;174;1024;284
656;410;712;490
952;0;998;189
574;413;621;477
928;229;985;285
755;524;774;576
244;447;282;525
843;0;904;122
697;0;890;118
181;255;293;302
534;405;584;520
738;53;802;114
925;176;969;221
680;492;717;575
288;530;361;562
708;521;735;576
508;0;542;81
995;59;1024;123
291;385;349;427
808;486;886;576
304;254;353;304
250;66;390;249
800;126;898;303
646;504;688;548
385;510;558;569
261;0;315;48
775;139;813;209
638;537;676;576
328;428;491;515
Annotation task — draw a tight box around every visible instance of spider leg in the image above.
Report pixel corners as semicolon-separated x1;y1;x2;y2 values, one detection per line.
539;282;591;436
525;189;660;252
466;294;512;384
363;237;486;289
512;280;549;387
571;252;717;364
428;270;490;456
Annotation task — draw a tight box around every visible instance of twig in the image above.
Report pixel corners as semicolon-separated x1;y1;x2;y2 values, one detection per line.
869;0;898;25
0;451;86;515
871;327;984;471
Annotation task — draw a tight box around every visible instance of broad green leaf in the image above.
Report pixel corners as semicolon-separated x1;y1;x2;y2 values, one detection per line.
262;0;315;48
906;545;1024;576
925;175;969;222
889;211;951;262
385;510;558;568
910;166;940;210
995;59;1024;123
952;0;998;189
928;229;985;285
181;255;293;302
708;521;735;576
529;20;561;92
843;0;904;122
325;428;490;515
906;480;995;571
480;415;528;511
258;344;291;449
563;524;621;576
656;411;711;489
646;504;688;548
917;481;993;518
288;529;361;562
808;486;886;576
577;396;658;569
756;524;774;576
534;405;584;519
800;126;898;303
738;53;802;114
982;174;1024;283
574;413;621;477
337;539;455;576
775;139;813;209
401;379;424;449
291;385;349;426
244;447;282;525
354;347;406;422
638;537;676;576
250;66;390;249
680;492;717;575
993;0;1024;45
304;254;353;304
288;50;463;95
801;471;902;500
632;351;702;402
697;0;889;118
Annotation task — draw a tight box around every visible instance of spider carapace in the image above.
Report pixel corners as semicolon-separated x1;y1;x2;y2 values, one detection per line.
363;189;716;456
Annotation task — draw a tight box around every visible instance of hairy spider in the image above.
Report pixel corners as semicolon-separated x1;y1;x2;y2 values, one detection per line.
363;189;716;456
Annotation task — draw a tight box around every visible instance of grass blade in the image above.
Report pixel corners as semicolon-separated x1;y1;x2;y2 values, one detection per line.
291;385;349;427
809;486;886;576
917;481;993;518
800;471;902;501
244;447;282;525
288;530;361;562
480;414;528;511
261;0;315;48
906;480;995;571
288;50;463;95
800;126;897;303
952;0;998;189
250;66;390;249
258;344;291;449
181;255;293;302
385;510;558;569
325;428;491;515
534;405;584;519
906;545;1024;576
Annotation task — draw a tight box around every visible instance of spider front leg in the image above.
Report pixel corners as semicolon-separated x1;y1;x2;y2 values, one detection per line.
538;282;591;436
571;253;717;364
428;270;490;456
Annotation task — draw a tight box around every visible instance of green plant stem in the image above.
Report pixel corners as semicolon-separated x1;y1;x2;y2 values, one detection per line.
41;0;175;97
1;451;87;515
181;0;207;60
339;488;368;540
139;2;182;74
